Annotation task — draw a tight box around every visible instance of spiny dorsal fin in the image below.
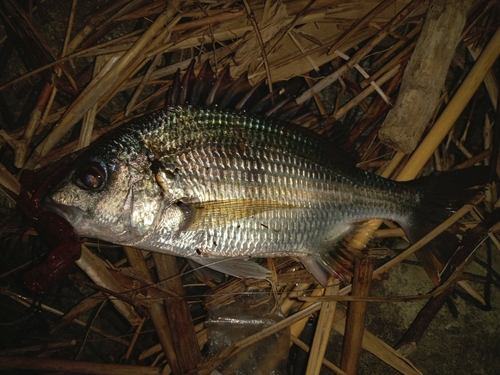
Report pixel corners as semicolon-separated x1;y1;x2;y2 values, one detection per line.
165;59;315;125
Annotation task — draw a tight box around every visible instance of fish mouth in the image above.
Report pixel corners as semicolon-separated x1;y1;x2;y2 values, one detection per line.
42;197;84;226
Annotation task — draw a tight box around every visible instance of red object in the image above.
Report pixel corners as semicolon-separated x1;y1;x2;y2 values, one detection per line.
15;166;82;292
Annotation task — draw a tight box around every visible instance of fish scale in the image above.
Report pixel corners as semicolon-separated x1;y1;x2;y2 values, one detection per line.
45;104;484;283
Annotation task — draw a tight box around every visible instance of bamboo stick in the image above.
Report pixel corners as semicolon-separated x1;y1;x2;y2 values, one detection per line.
25;0;182;168
153;253;202;373
76;245;142;326
305;280;340;375
0;356;161;375
398;27;500;181
332;309;423;375
1;288;129;346
123;247;182;375
340;256;375;375
295;0;425;105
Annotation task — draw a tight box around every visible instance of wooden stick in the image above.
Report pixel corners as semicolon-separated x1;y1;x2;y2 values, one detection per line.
305;279;340;375
340;256;375;375
295;0;424;105
332;309;423;375
123;247;182;375
398;27;500;181
395;208;500;354
379;0;470;154
0;356;161;375
153;253;202;374
25;0;181;168
76;245;142;326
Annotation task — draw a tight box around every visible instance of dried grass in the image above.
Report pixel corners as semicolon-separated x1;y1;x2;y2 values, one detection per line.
0;1;498;374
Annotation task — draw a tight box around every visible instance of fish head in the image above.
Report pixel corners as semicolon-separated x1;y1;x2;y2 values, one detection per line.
44;137;165;244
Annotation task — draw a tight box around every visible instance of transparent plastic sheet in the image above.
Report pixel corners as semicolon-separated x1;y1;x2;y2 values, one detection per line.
205;293;290;375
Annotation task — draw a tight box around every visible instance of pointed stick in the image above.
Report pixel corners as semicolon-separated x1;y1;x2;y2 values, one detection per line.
296;0;425;105
76;245;142;326
305;279;340;375
340;256;375;375
25;1;182;169
123;247;182;375
395;208;500;354
0;357;161;375
153;253;202;374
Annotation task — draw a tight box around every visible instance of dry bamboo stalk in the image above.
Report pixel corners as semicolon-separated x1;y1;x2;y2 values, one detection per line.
153;253;202;373
123;247;182;375
333;64;400;120
295;0;425;105
125;52;163;116
124;317;146;361
76;245;142;326
0;163;20;195
305;280;340;375
380;0;471;154
398;27;500;181
1;288;129;346
0;356;161;375
65;0;135;54
332;309;423;375
340;256;375;375
25;1;182;169
77;55;107;150
468;45;498;111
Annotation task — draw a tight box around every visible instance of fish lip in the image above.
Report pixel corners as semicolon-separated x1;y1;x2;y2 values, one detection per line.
42;198;84;225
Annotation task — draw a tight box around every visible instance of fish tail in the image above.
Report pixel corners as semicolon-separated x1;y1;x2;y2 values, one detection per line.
399;167;490;284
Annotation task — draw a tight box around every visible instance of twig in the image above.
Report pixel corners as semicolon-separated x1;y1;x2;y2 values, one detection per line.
243;0;273;94
340;256;375;375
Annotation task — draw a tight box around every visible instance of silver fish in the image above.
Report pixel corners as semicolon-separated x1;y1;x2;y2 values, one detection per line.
45;105;482;283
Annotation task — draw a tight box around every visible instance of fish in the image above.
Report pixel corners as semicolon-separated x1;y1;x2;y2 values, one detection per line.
43;105;486;283
44;62;486;284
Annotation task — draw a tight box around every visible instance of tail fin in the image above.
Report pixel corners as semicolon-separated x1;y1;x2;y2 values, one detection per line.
399;167;490;285
309;167;490;286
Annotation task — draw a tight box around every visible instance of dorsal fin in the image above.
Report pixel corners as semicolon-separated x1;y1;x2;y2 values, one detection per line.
164;60;359;162
165;59;315;125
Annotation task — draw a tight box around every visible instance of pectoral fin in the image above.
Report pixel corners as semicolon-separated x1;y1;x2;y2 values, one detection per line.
189;256;271;279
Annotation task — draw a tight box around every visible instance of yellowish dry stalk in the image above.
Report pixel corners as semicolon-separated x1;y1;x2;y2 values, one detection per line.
305;280;340;375
76;245;142;326
25;1;182;169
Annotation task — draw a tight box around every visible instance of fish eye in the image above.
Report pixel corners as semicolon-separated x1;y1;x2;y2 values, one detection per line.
73;162;107;190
